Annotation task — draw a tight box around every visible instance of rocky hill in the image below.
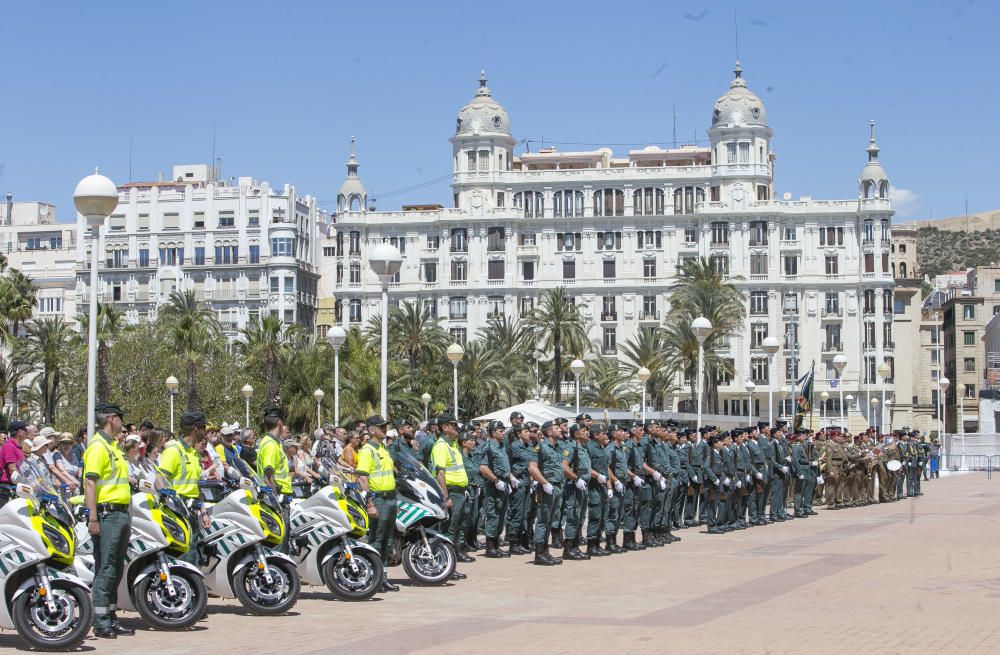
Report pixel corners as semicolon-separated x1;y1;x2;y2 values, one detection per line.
916;226;1000;277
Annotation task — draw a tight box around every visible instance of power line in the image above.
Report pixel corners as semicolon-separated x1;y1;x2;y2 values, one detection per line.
317;172;452;205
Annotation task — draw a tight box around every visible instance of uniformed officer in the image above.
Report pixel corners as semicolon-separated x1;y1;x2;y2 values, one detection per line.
478;421;516;558
431;415;475;564
647;423;671;544
585;424;612;556
83;402;135;639
732;429;752;529
460;432;484;553
719;432;738;529
770;425;792;521
356;415;403;591
745;426;766;526
605;424;629;553
791;431;811;518
505;425;533;555
528;421;565;566
673;429;692;529
256;405;292;551
687;427;710;526
623;423;649;550
549;416;573;549
703;436;727;534
561;423;592;561
158;411;212;564
756;424;775;524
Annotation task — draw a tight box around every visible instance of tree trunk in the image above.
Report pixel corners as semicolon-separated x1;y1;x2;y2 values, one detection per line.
552;333;562;402
265;349;279;404
96;340;109;403
50;370;60;425
186;359;198;412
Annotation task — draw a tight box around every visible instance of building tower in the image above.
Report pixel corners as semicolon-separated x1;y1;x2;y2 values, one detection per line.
859;120;890;200
337;137;367;213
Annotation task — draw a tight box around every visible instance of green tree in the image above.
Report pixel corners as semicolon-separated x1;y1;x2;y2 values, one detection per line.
22;317;74;424
619;327;679;411
0;269;38;413
75;302;126;403
238;315;302;405
159;290;222;411
580;356;638;422
526;287;588;403
456;340;518;419
365;300;449;372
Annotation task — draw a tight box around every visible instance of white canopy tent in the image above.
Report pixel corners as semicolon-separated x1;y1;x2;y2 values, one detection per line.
472;400;576;426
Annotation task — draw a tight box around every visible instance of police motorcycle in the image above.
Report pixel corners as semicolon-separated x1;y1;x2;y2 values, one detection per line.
197;470;300;614
389;449;456;585
71;468;208;631
0;461;92;650
286;458;383;601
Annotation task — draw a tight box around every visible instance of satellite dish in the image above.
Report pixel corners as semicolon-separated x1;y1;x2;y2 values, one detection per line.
782;192;792;200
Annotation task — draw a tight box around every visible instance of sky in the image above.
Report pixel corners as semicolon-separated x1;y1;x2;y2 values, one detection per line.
1;1;996;223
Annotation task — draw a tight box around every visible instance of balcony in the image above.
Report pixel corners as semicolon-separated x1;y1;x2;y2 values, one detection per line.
602;346;618;356
822;308;842;318
638;310;660;321
562;278;577;285
749;274;768;281
521;280;535;287
822;342;843;353
603;278;617;285
487;279;505;287
450;247;468;254
421;281;438;289
709;240;730;248
517;245;538;257
749;239;769;247
601;312;618;322
449;280;467;287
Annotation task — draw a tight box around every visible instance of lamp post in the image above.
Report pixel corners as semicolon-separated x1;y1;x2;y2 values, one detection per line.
762;336;780;426
326;325;346;426
165;376;179;433
570;359;585;415
313;389;325;430
533;350;544;401
368;242;402;418
744;380;756;427
820;391;830;426
691;316;712;431
938;377;950;442
885;398;893;434
845;394;854;429
957;381;965;470
833;354;848;430
421;392;431;422
877;360;891;434
242;384;253;427
637;367;651;423
74;172;118;432
447;343;465;419
870;397;879;431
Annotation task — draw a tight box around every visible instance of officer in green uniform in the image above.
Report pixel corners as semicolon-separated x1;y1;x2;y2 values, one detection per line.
604;424;629;553
622;423;647;550
83;402;135;639
256;405;292;552
355;415;403;591
505;425;532;555
647;423;670;545
527;421;565;566
431;415;474;564
720;432;738;529
584;424;611;556
703;436;727;533
478;421;515;558
636;423;661;547
561;423;592;561
158;411;212;564
733;429;752;529
659;427;681;543
460;432;483;553
673;429;692;529
549;416;574;549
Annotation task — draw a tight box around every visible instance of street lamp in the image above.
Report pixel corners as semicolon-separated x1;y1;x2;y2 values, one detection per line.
570;359;586;415
957;381;966;469
938;377;950;441
691;316;712;431
313;389;325;430
421;392;431;422
820;391;830;424
242;384;253;427
165;375;179;433
870;397;880;431
368;242;402;418
744;380;756;427
326;325;347;426
845;394;854;429
74;172;118;432
833;353;848;429
877;360;891;434
637;367;651;423
885;398;893;434
762;336;780;426
447;343;465;419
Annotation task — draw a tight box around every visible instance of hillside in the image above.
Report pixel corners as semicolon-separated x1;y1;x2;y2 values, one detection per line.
916;226;1000;277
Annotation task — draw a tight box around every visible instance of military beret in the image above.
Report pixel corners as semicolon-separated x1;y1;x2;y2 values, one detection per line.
541;420;554;431
576;413;592;421
488;420;505;432
458;432;476;443
555;417;569;426
509;424;525;434
510;411;524;420
526;421;540;429
590;423;607;434
96;402;126;417
571;423;589;434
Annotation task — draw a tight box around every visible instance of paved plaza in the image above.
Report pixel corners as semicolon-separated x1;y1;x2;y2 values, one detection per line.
3;473;997;654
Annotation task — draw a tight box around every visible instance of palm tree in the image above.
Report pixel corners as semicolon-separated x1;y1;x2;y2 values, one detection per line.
75;302;126;403
0;269;37;412
22;317;74;423
238;315;302;405
619;327;679;411
456;340;518;419
159;290;222;411
580;356;638;422
525;287;588;402
366;300;449;372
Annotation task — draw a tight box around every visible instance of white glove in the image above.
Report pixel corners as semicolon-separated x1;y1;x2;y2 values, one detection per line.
659;479;667;490
509;478;520;489
614;480;624;493
542;482;554;495
817;475;825;485
607;488;614;499
495;480;507;492
798;474;805;480
633;477;644;488
723;477;731;487
692;475;699;484
745;475;752;483
597;474;607;484
781;466;789;474
652;471;663;482
755;472;763;480
575;478;587;491
736;480;742;489
530;480;538;492
811;460;818;467
785;455;792;462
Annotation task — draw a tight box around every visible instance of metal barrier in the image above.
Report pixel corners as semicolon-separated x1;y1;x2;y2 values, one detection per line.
939;453;998;478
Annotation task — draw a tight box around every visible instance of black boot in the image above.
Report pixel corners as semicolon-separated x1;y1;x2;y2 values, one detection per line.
624;532;642;551
381;571;400;592
562;544;585;561
484;537;502;558
606;532;624;554
640;530;659;548
509;534;529;555
574;538;591;560
588;538;608;557
533;543;557;566
551;529;564;550
457;549;476;563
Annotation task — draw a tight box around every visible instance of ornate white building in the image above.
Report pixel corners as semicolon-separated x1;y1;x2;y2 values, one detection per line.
325;66;896;418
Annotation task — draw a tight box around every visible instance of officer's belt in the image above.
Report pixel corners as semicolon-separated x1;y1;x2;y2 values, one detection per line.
446;485;469;494
370;491;396;499
97;502;129;513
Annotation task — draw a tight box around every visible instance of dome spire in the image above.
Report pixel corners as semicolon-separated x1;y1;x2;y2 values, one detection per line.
475;69;491;98
730;60;747;89
346;136;360;177
866;120;880;162
338;137;366;212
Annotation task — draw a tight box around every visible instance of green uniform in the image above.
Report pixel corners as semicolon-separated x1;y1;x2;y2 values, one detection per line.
623;440;645;535
648;438;670;534
507;438;533;543
586;441;610;542
481;440;511;540
532;439;564;546
606;441;629;537
463;445;482;548
562;441;591;545
83;430;132;630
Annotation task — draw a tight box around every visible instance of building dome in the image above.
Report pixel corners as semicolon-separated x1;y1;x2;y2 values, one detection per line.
711;62;768;128
337;137;366;213
859;121;890;199
455;71;511;138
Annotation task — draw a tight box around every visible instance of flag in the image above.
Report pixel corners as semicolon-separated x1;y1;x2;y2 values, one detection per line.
794;362;815;430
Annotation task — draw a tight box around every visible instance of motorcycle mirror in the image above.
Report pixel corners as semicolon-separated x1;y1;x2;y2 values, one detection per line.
239;478;253;490
16;483;33;499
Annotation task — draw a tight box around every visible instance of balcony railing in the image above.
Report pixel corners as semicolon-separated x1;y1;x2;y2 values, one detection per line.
449;280;467;287
638;310;660;321
823;342;843;352
487;279;505;286
823;308;842;317
601;312;618;322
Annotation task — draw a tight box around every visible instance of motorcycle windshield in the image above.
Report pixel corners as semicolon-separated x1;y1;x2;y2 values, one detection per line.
393;448;446;508
16;460;74;528
317;457;350;491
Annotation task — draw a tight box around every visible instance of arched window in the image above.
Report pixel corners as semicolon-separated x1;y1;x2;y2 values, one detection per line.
513;191;544;218
633;188;665;215
862;180;875;199
673;186;703;214
900;262;907;278
878;180;890;199
349;195;361;212
337;194;346;212
593;189;624;217
552;190;583;218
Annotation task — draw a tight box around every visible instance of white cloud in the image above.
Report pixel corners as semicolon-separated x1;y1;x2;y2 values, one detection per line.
891;187;922;218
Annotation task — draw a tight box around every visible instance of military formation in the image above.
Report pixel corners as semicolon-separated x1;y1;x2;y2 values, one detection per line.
415;413;935;565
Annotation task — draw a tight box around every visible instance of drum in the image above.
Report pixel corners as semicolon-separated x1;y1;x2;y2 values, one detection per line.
886;459;902;472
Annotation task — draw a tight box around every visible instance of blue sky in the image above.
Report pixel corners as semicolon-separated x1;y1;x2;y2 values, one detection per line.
1;1;994;222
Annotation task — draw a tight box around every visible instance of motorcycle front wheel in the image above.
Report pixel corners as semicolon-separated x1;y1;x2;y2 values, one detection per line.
402;538;456;585
13;581;93;651
233;559;300;615
134;569;207;630
322;548;383;601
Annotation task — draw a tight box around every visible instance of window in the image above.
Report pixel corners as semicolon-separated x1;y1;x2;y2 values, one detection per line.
336;263;343;284
137;214;149;231
323;246;336;257
749;291;768;315
825;324;842;350
596;231;622;251
106;250;127;268
192;212;205;229
964;331;976;346
602;296;617;320
636;230;663;250
633;188;665;215
487;296;504;317
965;357;976;373
271;237;294;257
269;276;280;293
673;186;704;214
825;255;839;276
466;150;477;171
488;260;505;280
603;260;616;279
726;143;737;163
349;231;361;255
215;245;238;264
496;191;505;208
684;227;698;244
863;220;875;244
864;321;876;348
964;304;976;320
349;263;360;284
248;210;260;227
593;189;624;217
643;259;656;279
513;191;544;218
965;384;976;399
750;253;768;275
783;292;799;314
478;150;489;171
552;190;584;218
782;225;797;241
450;260;467;282
642;295;656;317
194;247;206;266
449;297;468;320
602;327;617;354
111;284;122;301
424;299;438;320
863;289;875;314
218;211;235;228
519;297;534;317
426;235;440;250
388;236;406;255
710;222;729;245
38;297;62;314
825;292;840;315
931;349;939;364
249;245;260;263
449;327;467;343
563;260;576;280
519;232;537;246
423;262;437;283
284;277;294;293
710;255;729;276
819;227;844;246
748;221;768;246
159;246;183;266
995;278;1000;294
450;228;468;253
487;227;505;251
750;323;768;348
522;261;535;281
349;299;362;323
751;358;769;384
556;232;582;252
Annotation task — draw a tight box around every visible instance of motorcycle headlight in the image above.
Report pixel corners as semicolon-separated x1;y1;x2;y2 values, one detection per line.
258;507;282;538
161;514;189;546
42;522;71;557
